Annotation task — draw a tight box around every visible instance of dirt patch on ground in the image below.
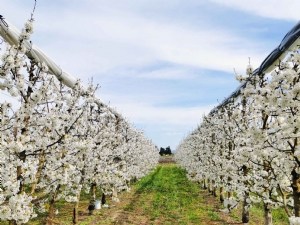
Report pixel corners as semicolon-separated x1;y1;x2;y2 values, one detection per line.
158;155;175;164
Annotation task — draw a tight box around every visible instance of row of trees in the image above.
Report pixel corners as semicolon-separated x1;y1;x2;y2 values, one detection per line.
175;46;300;225
0;14;159;225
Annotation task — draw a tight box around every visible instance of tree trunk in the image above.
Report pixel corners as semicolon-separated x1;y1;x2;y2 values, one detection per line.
264;203;273;225
212;186;217;197
242;165;250;224
219;187;224;203
73;201;79;224
281;191;292;217
31;151;46;194
88;183;97;215
208;179;212;193
46;185;60;225
101;193;106;205
242;192;250;224
73;192;81;224
91;183;96;200
211;180;217;197
112;187;119;202
203;179;207;189
292;169;300;217
227;191;232;198
47;204;55;225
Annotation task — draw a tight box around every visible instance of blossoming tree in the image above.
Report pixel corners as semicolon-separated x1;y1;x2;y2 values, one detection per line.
0;11;159;225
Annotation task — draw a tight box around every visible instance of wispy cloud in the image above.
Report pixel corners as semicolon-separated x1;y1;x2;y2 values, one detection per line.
114;101;213;126
110;101;213;149
211;0;299;21
18;1;269;78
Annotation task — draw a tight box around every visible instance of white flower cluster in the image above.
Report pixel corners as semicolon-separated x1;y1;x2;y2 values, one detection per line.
0;193;35;224
290;216;300;225
176;49;300;223
0;18;159;224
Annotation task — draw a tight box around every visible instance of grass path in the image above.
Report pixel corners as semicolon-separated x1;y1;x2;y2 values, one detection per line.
89;163;288;225
85;164;244;225
116;164;227;224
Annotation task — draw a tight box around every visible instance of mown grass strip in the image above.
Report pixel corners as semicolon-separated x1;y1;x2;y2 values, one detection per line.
127;164;224;224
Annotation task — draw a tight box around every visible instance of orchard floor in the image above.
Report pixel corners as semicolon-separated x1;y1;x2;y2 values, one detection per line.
102;164;243;225
1;162;289;225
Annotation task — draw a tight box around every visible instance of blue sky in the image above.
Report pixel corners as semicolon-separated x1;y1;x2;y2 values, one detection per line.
2;0;298;150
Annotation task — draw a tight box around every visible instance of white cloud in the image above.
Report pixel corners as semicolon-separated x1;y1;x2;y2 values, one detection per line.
109;100;213;150
3;1;266;80
3;1;288;79
106;100;213;126
137;67;196;80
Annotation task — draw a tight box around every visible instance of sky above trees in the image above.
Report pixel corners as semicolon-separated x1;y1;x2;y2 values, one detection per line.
2;0;298;149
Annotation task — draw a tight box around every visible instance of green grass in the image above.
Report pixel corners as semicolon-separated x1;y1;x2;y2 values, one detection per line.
125;164;224;224
218;192;289;225
246;202;289;225
127;164;289;225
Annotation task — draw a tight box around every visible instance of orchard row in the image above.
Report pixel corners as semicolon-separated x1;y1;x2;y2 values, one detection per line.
0;18;159;224
176;48;300;225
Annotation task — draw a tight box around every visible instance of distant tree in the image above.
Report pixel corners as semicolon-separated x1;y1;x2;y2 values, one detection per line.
165;146;172;155
159;146;172;155
159;147;166;155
